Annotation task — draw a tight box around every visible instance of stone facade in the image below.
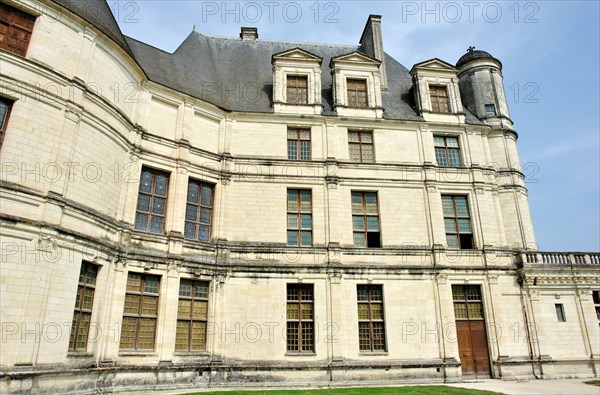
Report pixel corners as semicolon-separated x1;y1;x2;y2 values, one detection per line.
0;1;598;393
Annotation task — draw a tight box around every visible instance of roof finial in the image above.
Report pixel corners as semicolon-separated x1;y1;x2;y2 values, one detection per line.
467;46;476;52
193;24;196;32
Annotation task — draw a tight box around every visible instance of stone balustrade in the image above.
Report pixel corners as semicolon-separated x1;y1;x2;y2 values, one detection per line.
521;251;600;266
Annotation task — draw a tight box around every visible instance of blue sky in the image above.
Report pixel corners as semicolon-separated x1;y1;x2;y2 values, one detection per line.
111;1;599;252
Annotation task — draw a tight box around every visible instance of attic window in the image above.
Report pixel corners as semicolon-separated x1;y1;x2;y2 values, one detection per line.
485;104;496;116
286;75;308;105
429;85;450;113
347;79;368;108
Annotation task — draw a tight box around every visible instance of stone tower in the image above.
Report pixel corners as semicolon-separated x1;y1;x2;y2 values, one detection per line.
456;48;513;130
457;48;535;249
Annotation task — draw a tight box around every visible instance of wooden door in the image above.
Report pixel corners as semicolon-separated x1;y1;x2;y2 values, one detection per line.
456;321;475;375
452;285;491;378
470;320;491;375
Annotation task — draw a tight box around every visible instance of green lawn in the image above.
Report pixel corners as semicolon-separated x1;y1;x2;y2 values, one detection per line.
184;386;503;395
584;380;600;387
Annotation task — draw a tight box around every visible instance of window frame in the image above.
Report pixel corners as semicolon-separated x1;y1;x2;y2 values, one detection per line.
434;135;462;167
286;75;309;105
484;103;497;116
593;291;600;323
184;179;214;242
0;97;13;149
120;273;160;351
555;303;566;322
347;78;369;108
286;284;315;354
351;191;381;248
452;284;485;321
175;279;210;353
0;2;36;57
348;130;375;163
442;195;474;249
287;128;311;161
357;284;386;352
287;189;313;247
134;167;170;235
429;85;450;113
69;261;99;352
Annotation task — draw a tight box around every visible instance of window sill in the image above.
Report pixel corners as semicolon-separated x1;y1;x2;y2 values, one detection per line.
273;102;322;115
336;105;384;110
130;230;168;244
342;160;377;166
285;352;317;357
67;351;94;358
174;352;211;357
119;351;158;357
133;228;165;236
284;102;313;107
359;351;388;356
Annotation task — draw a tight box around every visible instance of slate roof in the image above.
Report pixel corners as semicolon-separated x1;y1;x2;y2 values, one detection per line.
126;32;425;120
51;0;484;124
456;49;501;69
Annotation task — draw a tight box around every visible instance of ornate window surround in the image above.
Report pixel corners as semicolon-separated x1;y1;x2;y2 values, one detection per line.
410;58;465;124
330;51;384;119
272;48;323;115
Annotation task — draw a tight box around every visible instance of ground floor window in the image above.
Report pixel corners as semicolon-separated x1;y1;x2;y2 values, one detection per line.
357;284;386;351
120;273;160;351
287;284;314;353
175;280;209;352
69;261;98;351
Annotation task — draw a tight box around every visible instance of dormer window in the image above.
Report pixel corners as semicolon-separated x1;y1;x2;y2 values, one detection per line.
347;79;368;108
485;104;496;116
430;85;450;113
272;48;323;115
286;75;308;105
330;51;383;118
410;58;465;123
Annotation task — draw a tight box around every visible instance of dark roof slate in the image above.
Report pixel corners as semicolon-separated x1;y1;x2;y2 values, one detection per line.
126;32;427;121
48;1;483;124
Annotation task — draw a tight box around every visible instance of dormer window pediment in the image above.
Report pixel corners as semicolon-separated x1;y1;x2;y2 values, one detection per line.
330;51;383;119
272;48;323;115
411;58;457;72
329;51;382;68
272;48;323;64
410;58;465;123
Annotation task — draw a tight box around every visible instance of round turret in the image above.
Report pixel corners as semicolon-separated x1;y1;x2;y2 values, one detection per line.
456;47;513;130
456;49;502;69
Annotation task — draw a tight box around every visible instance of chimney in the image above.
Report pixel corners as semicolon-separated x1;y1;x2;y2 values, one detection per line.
240;27;258;41
359;15;387;90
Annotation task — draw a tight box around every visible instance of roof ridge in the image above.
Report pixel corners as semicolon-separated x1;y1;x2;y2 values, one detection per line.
192;31;359;49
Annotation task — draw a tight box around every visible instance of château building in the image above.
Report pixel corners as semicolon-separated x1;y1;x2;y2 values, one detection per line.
0;0;598;393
